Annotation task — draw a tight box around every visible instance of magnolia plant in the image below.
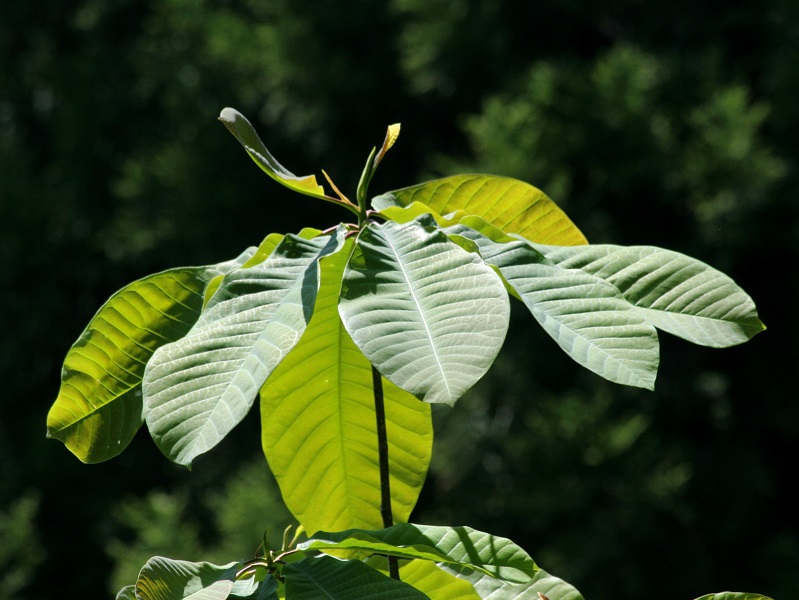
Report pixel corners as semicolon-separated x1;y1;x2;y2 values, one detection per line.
47;108;770;600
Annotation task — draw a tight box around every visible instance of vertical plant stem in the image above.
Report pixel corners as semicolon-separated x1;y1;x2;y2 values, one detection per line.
372;365;400;580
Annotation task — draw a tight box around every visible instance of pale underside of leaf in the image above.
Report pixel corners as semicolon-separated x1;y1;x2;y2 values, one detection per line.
373;174;587;246
452;227;659;389
204;229;324;309
339;219;510;406
134;557;246;600
143;232;343;466
532;243;765;347
261;241;432;535
47;257;248;463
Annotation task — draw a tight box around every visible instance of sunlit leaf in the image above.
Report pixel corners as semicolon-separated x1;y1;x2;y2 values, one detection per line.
440;216;762;387
365;558;481;600
373;175;587;245
283;556;429;599
299;524;537;584
533;244;765;347
447;223;659;389
47;250;251;463
374;123;401;168
204;229;322;308
132;557;267;599
339;219;509;405
261;239;432;534
134;557;241;600
143;230;345;466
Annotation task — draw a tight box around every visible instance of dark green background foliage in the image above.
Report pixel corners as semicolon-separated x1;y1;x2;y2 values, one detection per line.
1;1;797;598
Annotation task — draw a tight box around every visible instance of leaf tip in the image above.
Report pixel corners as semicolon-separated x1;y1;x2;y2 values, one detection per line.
373;123;402;169
218;106;240;124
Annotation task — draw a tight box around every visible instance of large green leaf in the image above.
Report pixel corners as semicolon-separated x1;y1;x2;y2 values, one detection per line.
440;216;762;386
283;556;429;599
372;175;587;245
261;239;432;535
47;251;251;463
532;244;765;347
299;524;537;584
447;223;659;389
443;566;584;600
143;230;344;466
339;219;510;405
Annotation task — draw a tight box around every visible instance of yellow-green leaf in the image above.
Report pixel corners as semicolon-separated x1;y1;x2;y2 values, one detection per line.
373;174;587;245
261;238;433;534
374;123;401;168
365;559;480;600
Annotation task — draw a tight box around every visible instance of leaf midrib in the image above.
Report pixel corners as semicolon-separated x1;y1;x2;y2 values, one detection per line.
381;226;450;400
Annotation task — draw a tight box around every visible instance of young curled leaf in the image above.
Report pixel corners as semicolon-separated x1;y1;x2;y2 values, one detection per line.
219;108;358;215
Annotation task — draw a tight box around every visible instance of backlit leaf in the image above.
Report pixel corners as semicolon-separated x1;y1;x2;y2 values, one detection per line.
365;558;480;600
47;251;251;463
261;239;432;534
373;175;587;245
374;123;402;168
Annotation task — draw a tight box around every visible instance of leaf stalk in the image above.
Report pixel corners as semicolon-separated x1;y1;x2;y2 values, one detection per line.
371;365;400;580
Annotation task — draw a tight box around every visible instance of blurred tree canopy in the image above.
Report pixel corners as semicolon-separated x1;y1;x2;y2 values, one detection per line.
1;1;797;599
